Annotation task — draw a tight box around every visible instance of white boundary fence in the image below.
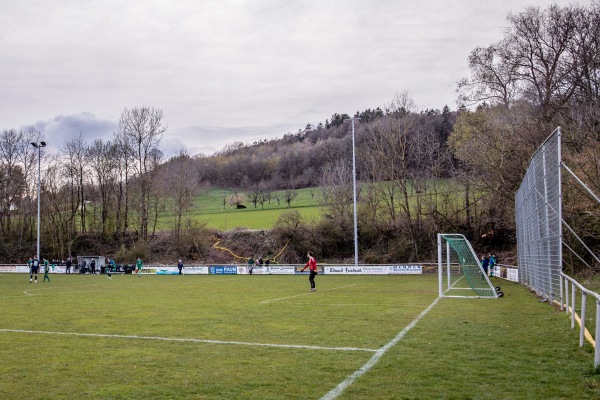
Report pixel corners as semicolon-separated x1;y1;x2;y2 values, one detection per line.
493;264;519;282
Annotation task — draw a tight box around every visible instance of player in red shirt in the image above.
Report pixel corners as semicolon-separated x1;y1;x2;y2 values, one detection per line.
301;251;317;292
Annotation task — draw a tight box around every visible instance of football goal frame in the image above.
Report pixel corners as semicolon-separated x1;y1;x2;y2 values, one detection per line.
437;233;498;298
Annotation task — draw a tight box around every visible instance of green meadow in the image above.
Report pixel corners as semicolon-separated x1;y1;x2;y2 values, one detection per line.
0;273;598;399
158;187;323;231
156;181;467;231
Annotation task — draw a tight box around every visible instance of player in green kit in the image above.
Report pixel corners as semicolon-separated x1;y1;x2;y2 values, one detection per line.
136;257;143;277
43;258;50;282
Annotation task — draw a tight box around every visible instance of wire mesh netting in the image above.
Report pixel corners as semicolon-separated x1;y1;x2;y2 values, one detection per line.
515;128;562;301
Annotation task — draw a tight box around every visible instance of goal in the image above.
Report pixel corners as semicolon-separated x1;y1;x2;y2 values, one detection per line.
437;233;498;298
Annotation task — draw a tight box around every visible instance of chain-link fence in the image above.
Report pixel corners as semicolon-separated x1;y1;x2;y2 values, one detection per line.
515;128;562;301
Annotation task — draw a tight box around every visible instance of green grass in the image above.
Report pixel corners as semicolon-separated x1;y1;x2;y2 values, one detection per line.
158;188;322;230
154;180;470;231
1;273;598;399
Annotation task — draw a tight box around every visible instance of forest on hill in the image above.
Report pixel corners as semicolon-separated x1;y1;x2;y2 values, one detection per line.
0;3;599;268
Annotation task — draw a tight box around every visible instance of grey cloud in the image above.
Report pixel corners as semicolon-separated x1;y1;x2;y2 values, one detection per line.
0;0;562;156
30;113;116;151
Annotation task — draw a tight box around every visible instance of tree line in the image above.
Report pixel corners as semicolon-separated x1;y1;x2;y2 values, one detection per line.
0;107;205;262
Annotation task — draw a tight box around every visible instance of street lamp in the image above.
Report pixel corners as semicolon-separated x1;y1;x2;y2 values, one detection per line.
345;117;360;267
31;141;46;261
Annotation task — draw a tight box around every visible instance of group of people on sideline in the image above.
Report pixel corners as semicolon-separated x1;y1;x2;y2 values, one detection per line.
247;255;270;274
480;254;497;276
26;256;144;281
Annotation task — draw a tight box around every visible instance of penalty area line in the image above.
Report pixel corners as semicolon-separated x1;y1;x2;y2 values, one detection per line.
319;296;441;400
0;328;377;353
260;284;357;304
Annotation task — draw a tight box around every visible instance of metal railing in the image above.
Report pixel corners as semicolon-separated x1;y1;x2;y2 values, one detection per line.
560;272;600;369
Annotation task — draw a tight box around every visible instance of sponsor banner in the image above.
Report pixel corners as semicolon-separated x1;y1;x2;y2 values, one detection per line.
388;265;423;275
360;266;388;275
209;265;238;275
184;266;209;275
16;265;30;273
155;266;209;275
267;266;296;275
156;268;180;275
246;267;268;275
325;266;367;275
324;266;389;275
296;266;325;274
0;265;17;272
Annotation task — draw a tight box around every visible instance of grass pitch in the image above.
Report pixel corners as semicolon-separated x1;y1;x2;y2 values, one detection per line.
0;273;599;399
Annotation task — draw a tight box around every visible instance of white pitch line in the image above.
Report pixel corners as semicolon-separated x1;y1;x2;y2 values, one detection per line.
319;296;440;400
0;328;377;353
260;284;357;304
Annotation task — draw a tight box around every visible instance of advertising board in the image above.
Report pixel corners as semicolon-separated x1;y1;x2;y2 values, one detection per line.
388;265;422;274
209;266;238;275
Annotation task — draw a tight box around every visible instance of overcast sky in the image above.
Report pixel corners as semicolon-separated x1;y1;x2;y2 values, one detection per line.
0;0;572;156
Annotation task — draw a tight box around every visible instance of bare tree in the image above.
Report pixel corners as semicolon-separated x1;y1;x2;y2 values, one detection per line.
61;133;89;233
118;106;166;240
162;151;199;244
283;189;298;208
361;93;424;258
319;161;354;228
459;4;598;124
247;184;263;208
0;129;26;238
88;139;118;237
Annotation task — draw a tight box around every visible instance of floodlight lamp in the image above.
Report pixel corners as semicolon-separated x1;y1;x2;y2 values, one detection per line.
40;141;47;147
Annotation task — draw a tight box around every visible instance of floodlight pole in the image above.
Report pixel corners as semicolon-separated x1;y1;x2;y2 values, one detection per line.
31;141;47;261
345;117;360;267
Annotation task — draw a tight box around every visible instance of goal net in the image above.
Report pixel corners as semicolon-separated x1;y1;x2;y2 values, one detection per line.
437;233;498;298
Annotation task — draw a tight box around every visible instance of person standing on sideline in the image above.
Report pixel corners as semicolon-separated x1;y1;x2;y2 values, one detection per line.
43;258;51;282
489;254;496;276
177;259;184;275
90;259;96;275
481;255;490;276
136;257;143;277
30;256;39;283
248;257;255;275
65;257;72;274
301;251;318;292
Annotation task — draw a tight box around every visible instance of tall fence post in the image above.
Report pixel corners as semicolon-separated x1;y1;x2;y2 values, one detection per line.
565;278;569;315
571;283;576;329
580;293;587;348
437;233;442;298
595;299;600;369
560;275;564;311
